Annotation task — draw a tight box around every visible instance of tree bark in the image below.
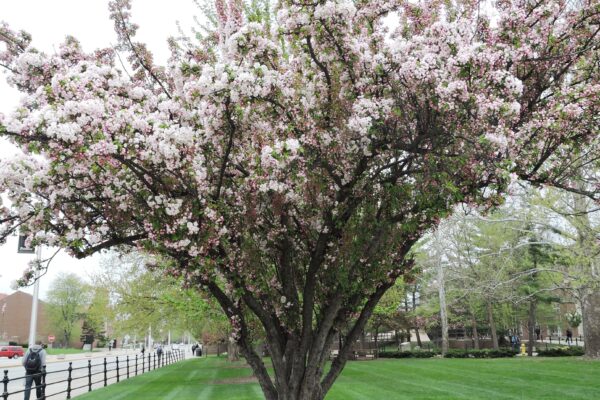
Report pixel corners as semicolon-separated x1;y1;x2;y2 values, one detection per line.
527;299;536;356
487;301;499;350
583;290;600;358
412;288;422;347
415;327;422;347
471;313;480;350
374;325;379;353
437;260;449;356
227;341;240;362
433;230;449;356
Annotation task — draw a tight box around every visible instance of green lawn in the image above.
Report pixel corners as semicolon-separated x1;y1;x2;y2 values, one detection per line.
76;356;600;399
45;347;99;355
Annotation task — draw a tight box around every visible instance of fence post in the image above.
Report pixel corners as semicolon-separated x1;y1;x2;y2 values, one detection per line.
87;360;92;392
142;353;145;374
67;362;73;399
148;354;151;371
135;354;138;376
3;370;9;400
116;356;120;383
41;365;47;399
126;356;130;379
153;353;156;370
103;358;108;387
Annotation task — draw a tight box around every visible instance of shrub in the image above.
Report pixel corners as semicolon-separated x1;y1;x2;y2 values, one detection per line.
537;346;584;357
379;348;522;359
445;348;517;359
378;350;438;359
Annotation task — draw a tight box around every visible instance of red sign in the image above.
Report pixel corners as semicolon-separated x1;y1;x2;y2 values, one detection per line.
48;335;55;343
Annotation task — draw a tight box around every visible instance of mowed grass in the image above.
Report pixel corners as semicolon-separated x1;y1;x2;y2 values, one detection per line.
45;347;92;355
76;356;600;400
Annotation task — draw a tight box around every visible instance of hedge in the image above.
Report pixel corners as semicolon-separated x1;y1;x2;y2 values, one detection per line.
537;347;584;357
444;348;518;358
379;348;518;359
378;350;438;358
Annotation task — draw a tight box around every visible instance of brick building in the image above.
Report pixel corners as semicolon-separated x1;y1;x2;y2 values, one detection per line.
0;291;51;345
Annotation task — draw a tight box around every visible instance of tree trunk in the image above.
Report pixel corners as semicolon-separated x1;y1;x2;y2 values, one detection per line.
437;260;449;356
471;313;480;350
487;301;498;350
415;326;422;347
374;325;379;353
227;341;240;362
583;290;600;358
203;235;411;400
527;299;536;356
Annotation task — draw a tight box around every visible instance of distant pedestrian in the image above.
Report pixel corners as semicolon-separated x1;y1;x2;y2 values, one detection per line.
22;341;46;400
113;339;117;349
566;329;573;345
108;341;112;351
535;326;541;340
141;344;145;356
192;343;198;354
156;345;163;364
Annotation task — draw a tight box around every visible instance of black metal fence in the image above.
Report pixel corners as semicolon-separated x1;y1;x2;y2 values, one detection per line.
2;349;184;400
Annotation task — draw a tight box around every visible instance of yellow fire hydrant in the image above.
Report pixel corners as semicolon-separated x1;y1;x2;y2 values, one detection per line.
520;343;527;355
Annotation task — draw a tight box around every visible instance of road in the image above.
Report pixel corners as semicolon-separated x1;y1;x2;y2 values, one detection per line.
1;349;186;399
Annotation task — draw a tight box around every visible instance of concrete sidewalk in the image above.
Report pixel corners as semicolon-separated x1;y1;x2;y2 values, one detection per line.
0;348;135;368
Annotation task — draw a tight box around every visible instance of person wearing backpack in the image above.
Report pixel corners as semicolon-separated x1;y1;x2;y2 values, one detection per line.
22;341;46;400
156;345;163;365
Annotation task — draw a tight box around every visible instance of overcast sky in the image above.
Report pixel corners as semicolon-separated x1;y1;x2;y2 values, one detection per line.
0;0;200;298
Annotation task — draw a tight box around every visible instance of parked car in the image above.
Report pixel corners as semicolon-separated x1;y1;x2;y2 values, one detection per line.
0;346;25;359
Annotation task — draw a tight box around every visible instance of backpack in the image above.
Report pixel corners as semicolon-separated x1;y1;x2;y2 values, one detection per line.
25;349;42;372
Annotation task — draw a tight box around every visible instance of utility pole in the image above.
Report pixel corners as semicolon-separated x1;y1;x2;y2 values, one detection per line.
18;236;41;347
28;246;42;346
434;229;449;356
1;303;6;341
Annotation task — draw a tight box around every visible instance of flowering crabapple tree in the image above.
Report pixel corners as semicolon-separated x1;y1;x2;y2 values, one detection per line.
1;0;600;398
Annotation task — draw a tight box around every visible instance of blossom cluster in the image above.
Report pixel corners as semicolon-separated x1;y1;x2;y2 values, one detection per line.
0;0;598;339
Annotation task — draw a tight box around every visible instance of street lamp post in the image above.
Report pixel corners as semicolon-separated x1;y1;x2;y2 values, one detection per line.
1;303;6;341
18;236;41;347
27;246;42;346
